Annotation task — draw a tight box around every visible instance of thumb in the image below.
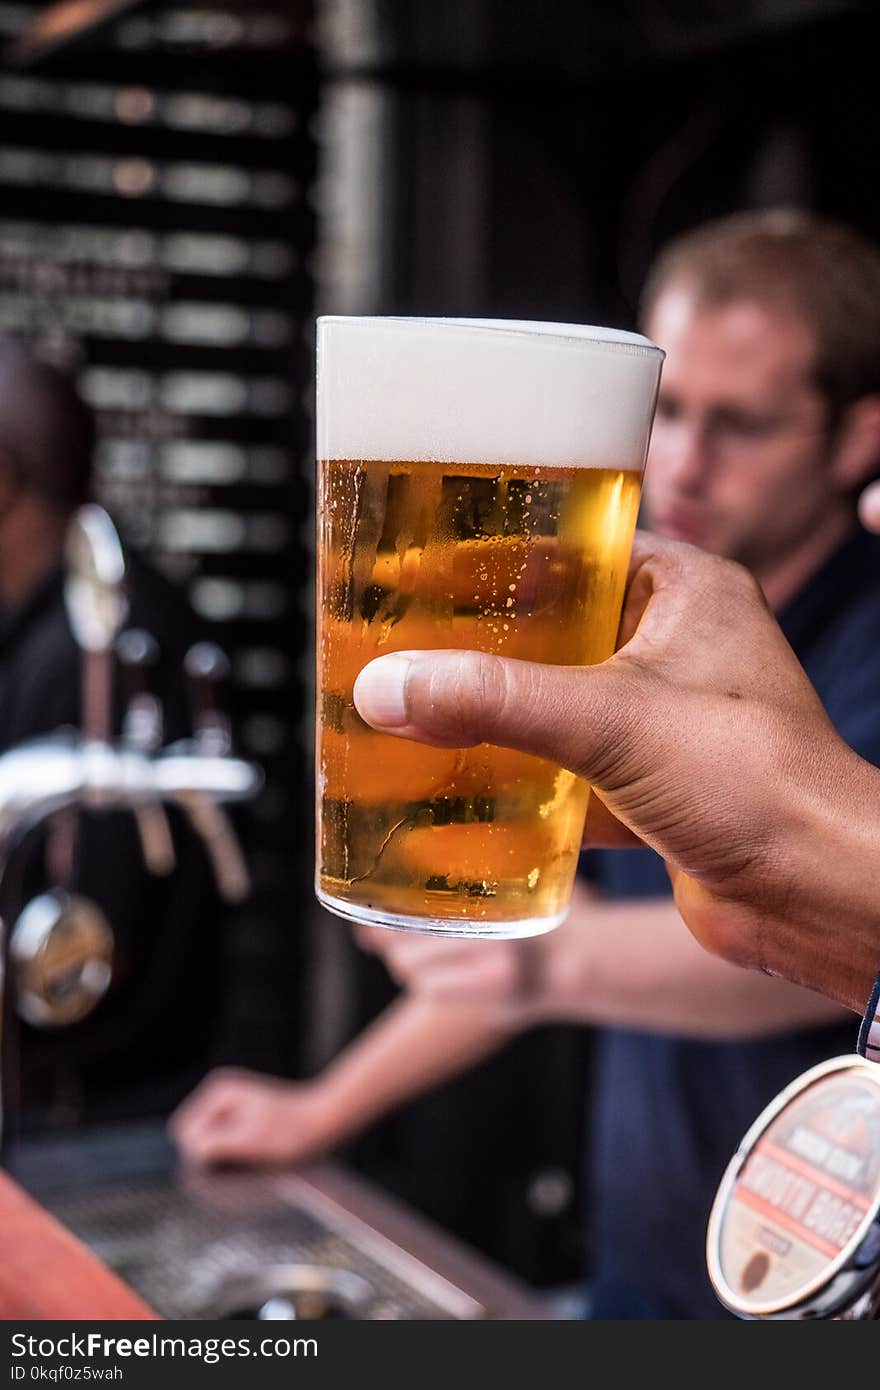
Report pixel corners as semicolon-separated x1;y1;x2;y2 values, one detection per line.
352;649;642;789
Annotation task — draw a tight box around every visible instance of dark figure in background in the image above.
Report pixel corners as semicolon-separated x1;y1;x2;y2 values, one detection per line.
0;338;224;1129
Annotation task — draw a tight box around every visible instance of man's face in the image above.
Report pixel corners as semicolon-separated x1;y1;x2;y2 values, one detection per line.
643;287;840;572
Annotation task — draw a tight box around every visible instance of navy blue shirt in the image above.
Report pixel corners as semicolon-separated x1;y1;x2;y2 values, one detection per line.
585;526;880;1320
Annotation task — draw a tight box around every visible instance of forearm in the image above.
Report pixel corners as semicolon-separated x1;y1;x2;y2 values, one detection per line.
545;896;851;1039
310;995;516;1145
755;746;880;1012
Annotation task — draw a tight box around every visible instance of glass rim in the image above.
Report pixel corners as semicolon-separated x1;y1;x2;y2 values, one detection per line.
317;314;663;360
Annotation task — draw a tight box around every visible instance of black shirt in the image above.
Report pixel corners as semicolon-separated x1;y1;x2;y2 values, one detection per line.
585;526;880;1319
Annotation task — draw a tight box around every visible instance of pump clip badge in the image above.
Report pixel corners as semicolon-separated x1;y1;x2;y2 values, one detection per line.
707;1056;880;1319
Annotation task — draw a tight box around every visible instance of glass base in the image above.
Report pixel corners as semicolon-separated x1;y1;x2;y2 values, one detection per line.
316;886;568;939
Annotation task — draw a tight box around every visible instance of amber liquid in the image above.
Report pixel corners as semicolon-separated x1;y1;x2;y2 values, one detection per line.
317;458;641;935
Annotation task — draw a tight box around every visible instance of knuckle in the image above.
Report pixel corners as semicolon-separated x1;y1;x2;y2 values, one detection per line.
473;652;511;715
724;554;761;598
379;941;408;972
213;1065;246;1084
386;957;411;987
419;651;512;743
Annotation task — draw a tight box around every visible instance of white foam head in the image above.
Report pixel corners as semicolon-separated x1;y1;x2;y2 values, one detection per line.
317;316;663;471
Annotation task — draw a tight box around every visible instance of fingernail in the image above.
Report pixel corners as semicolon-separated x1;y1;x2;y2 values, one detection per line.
353;654;413;729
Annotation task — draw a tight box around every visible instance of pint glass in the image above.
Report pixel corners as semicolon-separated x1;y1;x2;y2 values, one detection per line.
316;317;662;937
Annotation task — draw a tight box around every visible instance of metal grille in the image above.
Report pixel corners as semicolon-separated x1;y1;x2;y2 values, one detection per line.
45;1173;481;1319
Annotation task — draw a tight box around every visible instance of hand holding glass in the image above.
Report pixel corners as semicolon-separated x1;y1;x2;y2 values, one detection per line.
315;317;662;937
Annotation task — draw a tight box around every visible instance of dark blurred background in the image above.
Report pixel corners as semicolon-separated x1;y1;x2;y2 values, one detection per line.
1;0;877;1288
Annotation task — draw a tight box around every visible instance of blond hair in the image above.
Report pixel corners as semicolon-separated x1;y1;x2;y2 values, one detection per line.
641;210;880;424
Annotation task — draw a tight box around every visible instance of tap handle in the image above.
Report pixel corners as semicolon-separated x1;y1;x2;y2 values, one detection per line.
178;793;251;903
117;627;159;675
184;642;232;756
116;629;163;753
115;629;175;876
133;803;176;877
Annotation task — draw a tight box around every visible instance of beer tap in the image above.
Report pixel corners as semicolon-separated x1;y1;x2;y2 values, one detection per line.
6;505;128;1040
0;505;261;868
0;505;262;1153
175;642;252;904
64;503;127;743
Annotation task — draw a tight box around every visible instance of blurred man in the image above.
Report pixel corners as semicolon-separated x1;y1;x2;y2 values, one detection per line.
173;211;880;1318
0;338;223;1128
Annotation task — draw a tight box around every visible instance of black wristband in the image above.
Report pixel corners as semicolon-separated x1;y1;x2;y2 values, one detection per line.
857;970;880;1064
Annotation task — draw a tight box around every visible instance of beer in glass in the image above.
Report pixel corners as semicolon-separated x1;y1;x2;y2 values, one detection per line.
316;317;662;936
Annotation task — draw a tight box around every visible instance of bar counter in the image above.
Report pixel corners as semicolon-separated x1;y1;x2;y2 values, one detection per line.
0;1172;156;1320
8;1123;548;1320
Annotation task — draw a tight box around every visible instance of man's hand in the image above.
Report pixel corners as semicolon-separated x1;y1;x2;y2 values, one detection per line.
169;1068;333;1168
353;533;880;1010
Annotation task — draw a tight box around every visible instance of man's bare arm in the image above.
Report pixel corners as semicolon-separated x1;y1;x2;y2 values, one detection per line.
542;890;849;1038
171;994;513;1167
358;880;850;1040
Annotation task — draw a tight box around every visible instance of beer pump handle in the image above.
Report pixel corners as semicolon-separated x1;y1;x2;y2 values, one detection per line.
116;629;163;753
115;628;175;877
176;793;251;904
181;642;251;903
184;642;232;757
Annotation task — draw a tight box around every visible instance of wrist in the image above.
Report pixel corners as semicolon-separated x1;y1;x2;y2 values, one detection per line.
281;1078;339;1151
